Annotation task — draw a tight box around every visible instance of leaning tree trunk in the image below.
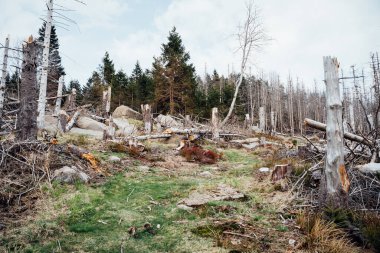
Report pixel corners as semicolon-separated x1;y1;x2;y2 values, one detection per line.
319;56;349;208
16;37;38;141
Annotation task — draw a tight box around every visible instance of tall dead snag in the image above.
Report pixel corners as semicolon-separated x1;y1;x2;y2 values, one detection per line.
37;0;53;129
16;36;39;141
141;104;152;134
54;75;64;115
67;88;77;111
0;35;10;128
221;0;268;126
320;56;349;208
212;107;220;140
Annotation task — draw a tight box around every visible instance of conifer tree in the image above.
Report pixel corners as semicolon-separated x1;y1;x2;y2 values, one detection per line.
152;27;197;114
38;22;65;98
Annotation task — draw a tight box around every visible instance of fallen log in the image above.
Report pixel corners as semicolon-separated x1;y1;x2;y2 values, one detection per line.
304;118;372;147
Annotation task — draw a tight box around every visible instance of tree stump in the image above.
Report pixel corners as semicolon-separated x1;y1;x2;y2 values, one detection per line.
16;37;38;141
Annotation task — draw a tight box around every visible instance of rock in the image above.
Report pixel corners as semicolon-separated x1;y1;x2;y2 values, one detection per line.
108;156;121;163
358;163;380;174
259;167;270;173
53;166;90;184
137;166;150;173
112;105;142;120
69;127;103;139
289;239;296;247
177;204;193;211
199;171;213;178
112;117;137;137
76;116;106;131
155;114;182;128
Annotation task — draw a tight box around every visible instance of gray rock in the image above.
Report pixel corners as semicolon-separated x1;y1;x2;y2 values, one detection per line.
155;114;182;128
53;166;89;184
108;156;121;163
112;105;142;120
259;167;270;173
76;116;106;131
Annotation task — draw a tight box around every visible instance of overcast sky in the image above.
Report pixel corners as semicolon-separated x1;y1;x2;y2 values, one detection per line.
1;0;379;89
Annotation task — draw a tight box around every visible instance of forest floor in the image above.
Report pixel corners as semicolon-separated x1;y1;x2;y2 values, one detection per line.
0;133;367;253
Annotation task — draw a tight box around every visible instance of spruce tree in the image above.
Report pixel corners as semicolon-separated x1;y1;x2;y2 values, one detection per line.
38;22;65;99
152;27;197;114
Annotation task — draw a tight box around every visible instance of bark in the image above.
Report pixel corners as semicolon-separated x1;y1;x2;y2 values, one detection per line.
37;0;53;129
259;106;266;131
304;118;372;147
54;75;64;115
0;35;10;128
16;38;39;141
319;56;349;208
211;107;220;140
141;104;152;134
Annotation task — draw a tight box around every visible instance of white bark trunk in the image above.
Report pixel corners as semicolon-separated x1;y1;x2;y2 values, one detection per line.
37;0;53;129
0;35;9;124
349;102;355;132
54;75;64;115
212;107;220;139
259;106;265;131
141;104;152;134
323;56;349;205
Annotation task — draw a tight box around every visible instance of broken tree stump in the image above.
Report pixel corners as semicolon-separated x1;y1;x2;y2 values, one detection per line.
16;36;38;141
141;104;152;134
320;56;349;208
212;107;220;140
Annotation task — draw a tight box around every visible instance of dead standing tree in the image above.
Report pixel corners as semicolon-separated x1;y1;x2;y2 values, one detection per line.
319;56;349;208
16;36;39;141
221;0;268;126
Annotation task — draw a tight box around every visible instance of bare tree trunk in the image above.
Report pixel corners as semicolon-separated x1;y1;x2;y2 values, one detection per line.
54;75;64;115
221;1;268;126
141;104;152;134
259;106;265;132
0;35;9;128
102;86;111;117
16;38;38;141
212;107;220;140
320;56;349;208
37;0;53;129
67;88;77;111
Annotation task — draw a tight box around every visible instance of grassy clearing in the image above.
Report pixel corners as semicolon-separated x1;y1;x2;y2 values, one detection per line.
0;145;300;253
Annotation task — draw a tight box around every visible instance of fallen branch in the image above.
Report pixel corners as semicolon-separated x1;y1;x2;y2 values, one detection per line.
304;118;372;147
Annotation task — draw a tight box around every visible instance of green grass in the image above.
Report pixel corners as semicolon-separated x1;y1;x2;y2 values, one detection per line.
1;145;294;253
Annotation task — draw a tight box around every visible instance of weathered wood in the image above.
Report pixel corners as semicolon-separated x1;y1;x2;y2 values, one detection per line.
16;38;38;141
37;0;53;129
67;88;77;111
141;104;152;134
259;106;265;131
211;107;219;140
320;56;349;208
54;75;64;115
0;35;10;128
58;110;68;132
103;115;115;140
65;109;81;132
185;115;191;128
304;118;372;146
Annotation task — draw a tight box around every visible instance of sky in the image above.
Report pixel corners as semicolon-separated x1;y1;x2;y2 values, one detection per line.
0;0;379;89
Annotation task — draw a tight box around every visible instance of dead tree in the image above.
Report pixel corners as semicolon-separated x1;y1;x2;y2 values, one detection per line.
320;56;349;208
37;0;53;129
16;37;38;141
212;107;220;140
141;104;152;134
102;86;111;117
54;75;64;115
221;0;268;126
0;35;10;128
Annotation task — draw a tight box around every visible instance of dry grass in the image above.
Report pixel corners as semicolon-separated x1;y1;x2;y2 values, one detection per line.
297;212;360;253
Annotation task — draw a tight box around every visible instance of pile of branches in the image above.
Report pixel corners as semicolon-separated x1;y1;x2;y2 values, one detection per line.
0;140;50;207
